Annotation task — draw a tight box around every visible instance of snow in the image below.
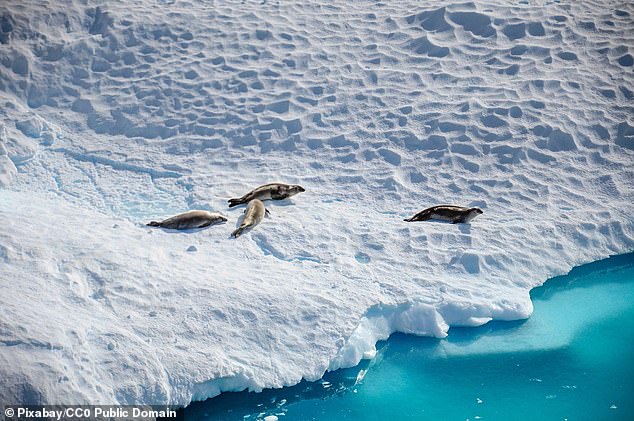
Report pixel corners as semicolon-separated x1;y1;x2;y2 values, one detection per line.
1;0;633;407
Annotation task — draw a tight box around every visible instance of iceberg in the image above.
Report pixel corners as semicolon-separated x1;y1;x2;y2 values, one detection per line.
0;0;633;407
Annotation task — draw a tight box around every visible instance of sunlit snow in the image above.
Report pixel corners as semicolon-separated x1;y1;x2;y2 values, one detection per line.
0;0;633;406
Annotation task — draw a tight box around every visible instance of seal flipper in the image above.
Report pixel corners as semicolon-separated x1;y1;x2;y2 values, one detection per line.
231;227;245;238
404;210;431;222
147;221;161;227
228;198;243;208
404;213;423;222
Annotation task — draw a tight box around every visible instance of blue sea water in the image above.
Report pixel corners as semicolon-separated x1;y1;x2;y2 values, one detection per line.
182;253;634;421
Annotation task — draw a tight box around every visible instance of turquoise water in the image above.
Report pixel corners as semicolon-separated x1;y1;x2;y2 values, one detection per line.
181;253;634;421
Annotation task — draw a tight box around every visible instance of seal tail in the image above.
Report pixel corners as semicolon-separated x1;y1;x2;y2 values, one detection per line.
404;211;430;222
228;198;243;208
231;227;245;238
146;221;161;227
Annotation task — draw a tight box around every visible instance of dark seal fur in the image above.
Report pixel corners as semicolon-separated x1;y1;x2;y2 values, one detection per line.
228;183;305;207
404;205;483;224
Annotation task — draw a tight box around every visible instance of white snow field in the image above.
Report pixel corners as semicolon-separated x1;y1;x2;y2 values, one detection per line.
1;0;633;406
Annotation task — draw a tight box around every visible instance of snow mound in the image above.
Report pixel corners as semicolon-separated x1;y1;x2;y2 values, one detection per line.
1;0;633;407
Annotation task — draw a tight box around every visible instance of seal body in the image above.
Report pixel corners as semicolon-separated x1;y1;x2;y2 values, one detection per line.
404;205;483;224
228;183;305;207
231;199;267;238
147;210;227;230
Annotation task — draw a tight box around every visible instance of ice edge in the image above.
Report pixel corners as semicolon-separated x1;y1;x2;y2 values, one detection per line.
189;290;535;405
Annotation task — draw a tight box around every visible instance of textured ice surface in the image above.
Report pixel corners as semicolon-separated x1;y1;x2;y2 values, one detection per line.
1;0;633;406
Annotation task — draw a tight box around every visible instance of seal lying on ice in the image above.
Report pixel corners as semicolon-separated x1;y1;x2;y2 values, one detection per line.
231;199;268;238
404;205;483;224
147;210;227;229
228;183;305;207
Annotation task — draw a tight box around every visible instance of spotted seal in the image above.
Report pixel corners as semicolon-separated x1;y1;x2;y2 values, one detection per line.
147;210;227;229
231;199;268;238
228;183;305;207
404;205;483;224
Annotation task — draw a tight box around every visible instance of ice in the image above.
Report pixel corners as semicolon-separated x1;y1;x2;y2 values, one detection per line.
1;0;633;408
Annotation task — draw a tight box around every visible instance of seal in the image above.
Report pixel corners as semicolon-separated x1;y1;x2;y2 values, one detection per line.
228;183;305;207
231;199;268;238
147;210;227;230
404;205;483;224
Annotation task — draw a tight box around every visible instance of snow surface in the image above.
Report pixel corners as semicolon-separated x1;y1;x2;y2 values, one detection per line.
1;0;633;407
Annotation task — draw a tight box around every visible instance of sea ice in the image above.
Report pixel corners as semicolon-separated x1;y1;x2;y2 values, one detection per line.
0;0;633;407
